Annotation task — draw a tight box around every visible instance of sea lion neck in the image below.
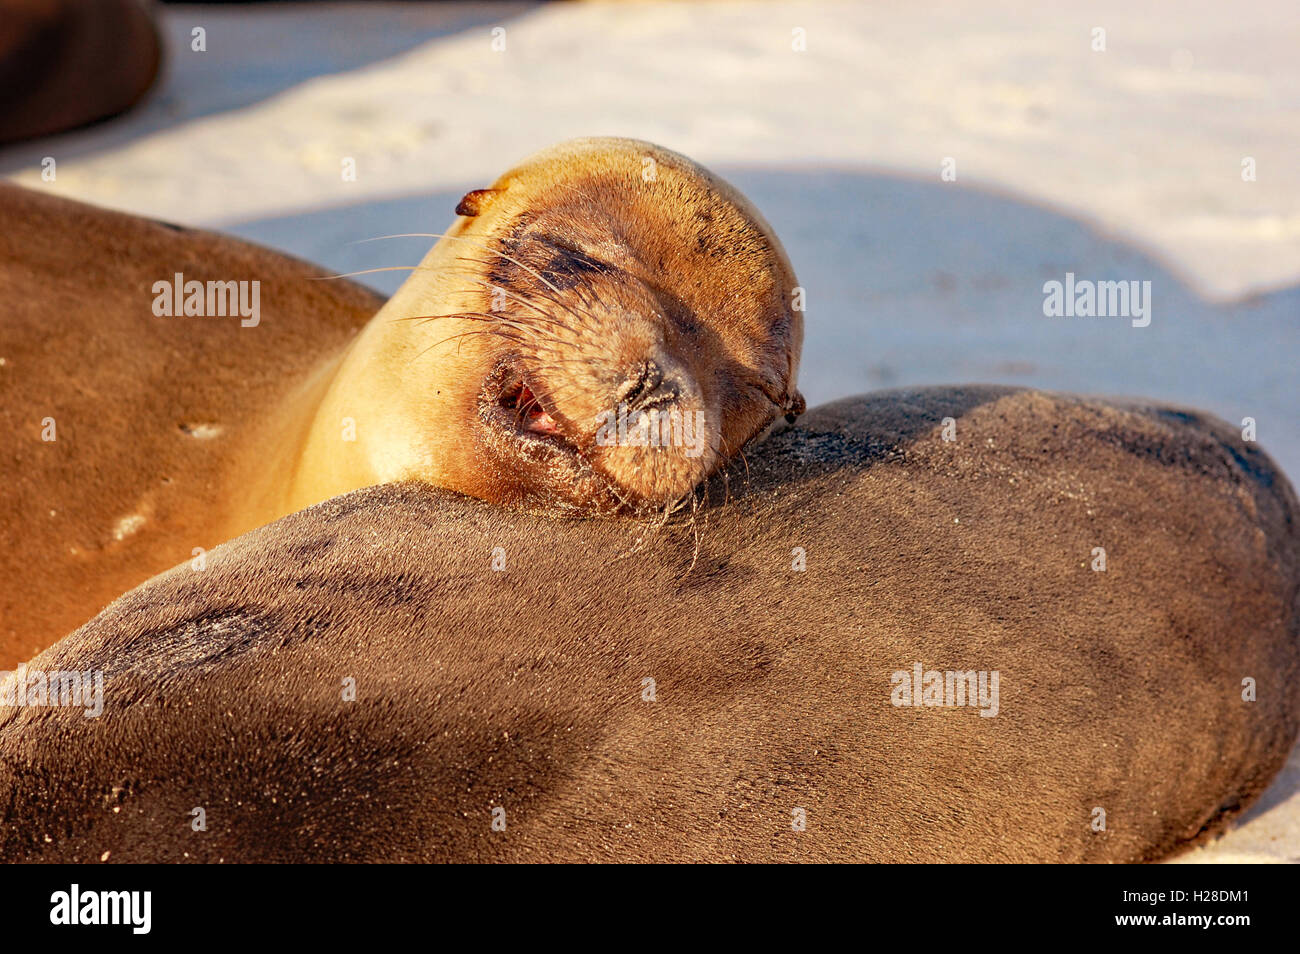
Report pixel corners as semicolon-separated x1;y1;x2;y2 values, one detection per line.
218;345;355;538
278;301;437;518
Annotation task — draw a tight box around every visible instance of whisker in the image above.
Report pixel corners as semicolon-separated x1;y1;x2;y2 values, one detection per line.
452;254;599;329
409;329;515;364
310;265;432;281
456;275;573;333
355;232;570;298
393;312;537;342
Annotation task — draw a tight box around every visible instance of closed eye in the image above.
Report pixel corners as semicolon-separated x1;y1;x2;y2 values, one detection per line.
533;235;609;286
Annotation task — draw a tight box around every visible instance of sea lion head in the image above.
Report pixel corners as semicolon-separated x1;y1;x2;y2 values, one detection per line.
305;138;803;515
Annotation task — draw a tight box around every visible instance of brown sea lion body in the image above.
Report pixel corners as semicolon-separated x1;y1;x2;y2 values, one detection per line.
0;182;384;668
1;387;1295;862
0;139;802;668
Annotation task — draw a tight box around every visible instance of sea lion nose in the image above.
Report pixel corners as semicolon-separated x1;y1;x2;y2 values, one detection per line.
617;359;682;412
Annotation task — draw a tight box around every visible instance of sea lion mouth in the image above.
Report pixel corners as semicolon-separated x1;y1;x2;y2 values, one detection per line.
479;356;586;464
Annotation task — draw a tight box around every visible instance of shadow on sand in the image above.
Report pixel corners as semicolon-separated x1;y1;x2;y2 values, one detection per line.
0;1;539;173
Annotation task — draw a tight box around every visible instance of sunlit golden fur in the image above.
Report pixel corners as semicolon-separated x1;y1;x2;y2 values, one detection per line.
286;137;804;516
0;139;801;667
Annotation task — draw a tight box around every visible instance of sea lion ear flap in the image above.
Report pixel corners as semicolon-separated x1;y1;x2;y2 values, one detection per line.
455;188;501;217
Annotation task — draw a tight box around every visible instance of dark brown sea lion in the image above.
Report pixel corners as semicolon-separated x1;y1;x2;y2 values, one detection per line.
1;387;1294;862
0;138;802;668
0;0;162;145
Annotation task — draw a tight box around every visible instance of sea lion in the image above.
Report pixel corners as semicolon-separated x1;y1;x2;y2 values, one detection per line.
0;0;162;145
0;183;383;668
278;137;803;519
2;387;1295;862
0;138;802;668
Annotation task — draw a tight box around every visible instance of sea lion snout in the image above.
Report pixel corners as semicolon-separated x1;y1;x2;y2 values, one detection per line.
504;293;723;509
590;349;716;483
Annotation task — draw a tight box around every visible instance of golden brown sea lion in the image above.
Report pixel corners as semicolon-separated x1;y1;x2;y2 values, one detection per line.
277;137;802;519
2;387;1295;862
0;138;802;668
0;184;384;668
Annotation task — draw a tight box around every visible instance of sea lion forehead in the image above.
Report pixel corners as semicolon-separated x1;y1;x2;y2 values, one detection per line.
484;139;764;235
470;139;796;296
494;137;703;189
